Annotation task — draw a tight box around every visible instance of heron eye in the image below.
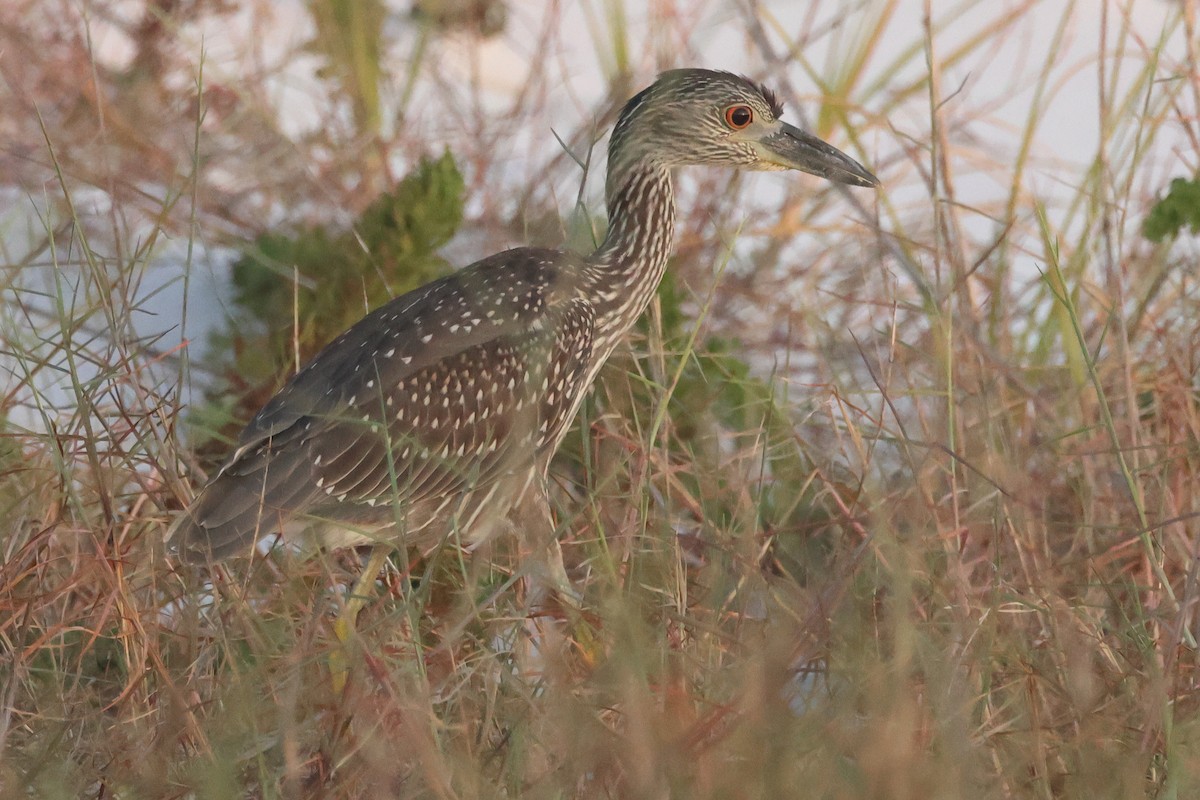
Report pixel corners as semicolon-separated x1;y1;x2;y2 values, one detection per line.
724;105;754;129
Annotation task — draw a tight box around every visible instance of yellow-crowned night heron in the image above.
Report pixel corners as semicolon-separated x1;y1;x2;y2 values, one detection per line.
170;69;877;564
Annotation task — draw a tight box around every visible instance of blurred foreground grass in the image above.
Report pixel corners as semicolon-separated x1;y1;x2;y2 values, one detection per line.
1;1;1199;797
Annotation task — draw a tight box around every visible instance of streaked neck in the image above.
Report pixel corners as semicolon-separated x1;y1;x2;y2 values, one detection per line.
586;162;676;341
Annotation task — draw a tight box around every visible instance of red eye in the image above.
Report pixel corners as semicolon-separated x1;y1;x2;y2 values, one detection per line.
724;105;753;129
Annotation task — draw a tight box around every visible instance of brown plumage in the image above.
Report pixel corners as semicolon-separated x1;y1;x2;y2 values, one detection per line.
169;69;877;563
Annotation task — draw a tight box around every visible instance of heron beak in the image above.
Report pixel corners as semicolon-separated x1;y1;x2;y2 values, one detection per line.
759;121;879;187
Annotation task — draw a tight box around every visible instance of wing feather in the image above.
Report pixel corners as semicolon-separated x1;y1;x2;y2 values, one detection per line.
172;249;594;563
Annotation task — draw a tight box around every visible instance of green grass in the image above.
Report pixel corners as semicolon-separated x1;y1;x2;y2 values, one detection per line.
2;0;1199;797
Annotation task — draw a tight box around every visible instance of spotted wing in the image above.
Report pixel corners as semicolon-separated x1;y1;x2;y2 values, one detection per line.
171;248;594;562
305;298;594;523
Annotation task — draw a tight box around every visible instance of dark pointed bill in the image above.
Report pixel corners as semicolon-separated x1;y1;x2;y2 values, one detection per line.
762;121;879;187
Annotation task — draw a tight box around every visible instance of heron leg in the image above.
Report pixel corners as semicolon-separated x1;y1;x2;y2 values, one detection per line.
512;481;582;610
330;544;392;694
527;535;582;609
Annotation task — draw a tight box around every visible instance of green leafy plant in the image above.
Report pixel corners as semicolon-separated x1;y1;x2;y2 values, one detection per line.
206;152;464;439
1143;176;1200;242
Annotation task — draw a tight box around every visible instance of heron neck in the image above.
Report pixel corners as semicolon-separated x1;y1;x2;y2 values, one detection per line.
586;162;676;340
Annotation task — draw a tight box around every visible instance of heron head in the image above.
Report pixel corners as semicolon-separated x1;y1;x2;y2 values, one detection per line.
608;69;878;189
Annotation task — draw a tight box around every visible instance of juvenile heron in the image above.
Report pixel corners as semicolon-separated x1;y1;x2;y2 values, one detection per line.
170;69;877;567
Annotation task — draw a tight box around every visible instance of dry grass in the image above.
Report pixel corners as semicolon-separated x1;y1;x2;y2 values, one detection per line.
2;0;1199;797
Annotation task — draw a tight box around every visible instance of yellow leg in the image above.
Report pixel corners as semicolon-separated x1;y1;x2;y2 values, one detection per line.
330;545;392;694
